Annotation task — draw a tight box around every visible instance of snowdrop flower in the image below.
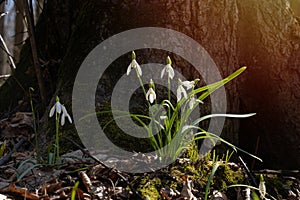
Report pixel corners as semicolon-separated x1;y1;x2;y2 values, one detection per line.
49;96;72;126
244;188;251;200
161;56;175;79
182;80;194;90
49;96;62;117
146;79;156;103
188;97;196;109
259;174;266;199
182;78;200;90
146;88;156;103
182;81;194;90
61;105;72;126
127;51;142;77
177;79;187;101
188;97;203;109
160;115;167;120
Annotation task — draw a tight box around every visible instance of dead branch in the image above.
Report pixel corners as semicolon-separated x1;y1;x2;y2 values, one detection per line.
23;0;46;105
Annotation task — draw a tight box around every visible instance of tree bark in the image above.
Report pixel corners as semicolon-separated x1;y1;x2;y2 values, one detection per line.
237;0;300;169
13;0;25;63
0;3;5;75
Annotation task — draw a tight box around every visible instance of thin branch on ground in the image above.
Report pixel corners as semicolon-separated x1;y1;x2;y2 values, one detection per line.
0;137;26;166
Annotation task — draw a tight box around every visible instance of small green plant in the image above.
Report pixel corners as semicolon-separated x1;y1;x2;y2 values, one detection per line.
29;87;39;162
49;96;72;167
16;157;41;182
71;181;80;200
0;140;6;157
205;161;220;200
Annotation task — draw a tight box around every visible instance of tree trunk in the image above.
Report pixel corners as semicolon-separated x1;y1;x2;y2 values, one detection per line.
0;0;299;169
0;2;12;76
290;0;300;17
34;0;43;23
237;0;300;169
0;2;5;75
13;0;26;64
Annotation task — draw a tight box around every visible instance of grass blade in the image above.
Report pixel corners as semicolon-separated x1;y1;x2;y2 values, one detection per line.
205;162;220;200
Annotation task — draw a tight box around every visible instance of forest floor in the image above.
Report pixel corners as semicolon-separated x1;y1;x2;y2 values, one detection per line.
0;112;299;200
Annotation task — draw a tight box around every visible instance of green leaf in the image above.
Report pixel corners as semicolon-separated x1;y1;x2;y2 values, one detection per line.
0;140;6;157
193;67;247;100
205;162;220;200
17;164;41;181
192;113;256;126
71;181;80;200
252;191;260;200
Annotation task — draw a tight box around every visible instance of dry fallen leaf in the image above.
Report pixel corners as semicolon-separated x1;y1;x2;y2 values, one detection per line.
178;176;197;200
212;190;228;200
8;183;39;200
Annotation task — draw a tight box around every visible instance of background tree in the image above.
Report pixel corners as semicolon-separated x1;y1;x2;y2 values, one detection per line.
13;0;26;63
0;0;299;169
0;3;5;75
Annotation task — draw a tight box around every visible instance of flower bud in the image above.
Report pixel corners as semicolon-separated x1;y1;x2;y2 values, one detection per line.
166;56;172;65
132;51;136;60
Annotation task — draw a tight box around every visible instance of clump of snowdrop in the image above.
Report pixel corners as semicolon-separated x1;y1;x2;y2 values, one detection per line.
125;53;255;163
49;96;72;166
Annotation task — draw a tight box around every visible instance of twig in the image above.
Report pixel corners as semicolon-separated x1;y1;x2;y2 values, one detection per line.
0;11;16;71
23;0;46;105
0;34;16;71
238;156;258;187
62;136;143;199
34;0;43;13
251;135;260;170
254;169;300;177
0;74;10;79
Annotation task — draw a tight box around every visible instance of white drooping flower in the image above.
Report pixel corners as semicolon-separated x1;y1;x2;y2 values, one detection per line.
188;97;203;110
49;100;62;117
177;79;187;101
146;79;156;103
259;175;266;199
49;96;72;126
146;88;156;103
61;104;72;126
188;97;196;109
182;78;200;90
161;56;175;79
127;51;142;77
182;80;195;90
160;115;167;120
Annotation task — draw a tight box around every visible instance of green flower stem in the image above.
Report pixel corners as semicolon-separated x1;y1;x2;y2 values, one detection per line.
135;68;147;98
55;111;60;165
29;88;39;162
167;76;171;119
